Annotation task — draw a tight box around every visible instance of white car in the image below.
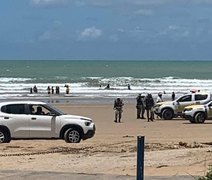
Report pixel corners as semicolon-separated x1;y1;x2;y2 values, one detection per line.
0;101;95;143
183;100;212;123
154;92;212;120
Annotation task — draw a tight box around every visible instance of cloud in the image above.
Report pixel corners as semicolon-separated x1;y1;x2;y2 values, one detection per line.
109;35;119;42
78;26;102;40
74;0;212;8
83;0;171;7
30;0;68;7
134;9;154;16
38;31;52;41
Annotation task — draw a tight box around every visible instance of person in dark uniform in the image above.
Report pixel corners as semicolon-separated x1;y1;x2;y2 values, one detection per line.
113;98;124;123
145;94;155;122
136;94;145;119
172;92;175;101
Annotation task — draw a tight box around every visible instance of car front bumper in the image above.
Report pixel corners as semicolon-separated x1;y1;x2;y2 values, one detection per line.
82;125;96;140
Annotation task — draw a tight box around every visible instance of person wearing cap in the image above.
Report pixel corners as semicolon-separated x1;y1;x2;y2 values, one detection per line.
113;98;124;123
136;94;146;119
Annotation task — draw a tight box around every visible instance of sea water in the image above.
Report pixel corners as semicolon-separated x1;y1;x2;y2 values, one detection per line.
0;60;212;102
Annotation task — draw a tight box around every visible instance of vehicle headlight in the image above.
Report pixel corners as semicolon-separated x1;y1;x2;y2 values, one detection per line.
84;121;91;126
154;104;162;108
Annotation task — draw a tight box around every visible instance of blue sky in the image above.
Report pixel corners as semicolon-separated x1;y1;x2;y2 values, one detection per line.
1;0;212;60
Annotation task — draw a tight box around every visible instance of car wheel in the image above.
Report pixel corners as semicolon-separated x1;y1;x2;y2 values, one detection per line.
0;129;11;143
194;112;205;123
189;118;195;123
162;109;173;120
64;128;81;143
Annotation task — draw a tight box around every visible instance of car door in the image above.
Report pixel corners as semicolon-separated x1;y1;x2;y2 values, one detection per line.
1;104;30;138
28;104;59;138
175;95;193;113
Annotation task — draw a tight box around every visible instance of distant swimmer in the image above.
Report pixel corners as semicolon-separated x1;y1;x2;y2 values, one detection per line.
105;84;110;89
65;84;70;94
51;86;54;94
56;86;60;94
47;86;51;94
33;85;38;93
127;84;131;90
30;87;33;94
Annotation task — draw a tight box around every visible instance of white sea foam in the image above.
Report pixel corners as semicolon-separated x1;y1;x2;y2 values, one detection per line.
0;77;33;83
0;76;212;100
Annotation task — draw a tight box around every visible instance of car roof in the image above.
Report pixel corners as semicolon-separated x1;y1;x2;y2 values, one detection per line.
0;101;46;106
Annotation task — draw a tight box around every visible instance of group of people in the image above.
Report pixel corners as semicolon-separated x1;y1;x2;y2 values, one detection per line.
30;85;38;94
113;92;176;123
30;84;71;95
47;86;60;95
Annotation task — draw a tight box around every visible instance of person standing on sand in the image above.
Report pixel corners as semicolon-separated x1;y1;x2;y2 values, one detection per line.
113;98;124;123
172;92;175;101
136;94;145;119
145;94;155;122
156;92;163;103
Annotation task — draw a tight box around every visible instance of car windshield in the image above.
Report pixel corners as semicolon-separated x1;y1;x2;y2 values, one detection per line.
43;104;66;115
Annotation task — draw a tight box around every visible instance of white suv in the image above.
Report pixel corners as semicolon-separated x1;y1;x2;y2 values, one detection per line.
183;100;212;123
154;92;212;120
0;101;95;143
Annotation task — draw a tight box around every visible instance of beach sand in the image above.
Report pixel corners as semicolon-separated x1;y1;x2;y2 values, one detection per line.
0;103;212;177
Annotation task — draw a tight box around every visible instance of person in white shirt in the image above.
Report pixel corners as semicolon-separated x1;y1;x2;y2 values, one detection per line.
156;92;163;103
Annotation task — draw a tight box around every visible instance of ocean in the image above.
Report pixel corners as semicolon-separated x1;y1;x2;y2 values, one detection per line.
0;60;212;103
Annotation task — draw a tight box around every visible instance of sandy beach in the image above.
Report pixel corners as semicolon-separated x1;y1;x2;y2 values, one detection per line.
0;103;212;178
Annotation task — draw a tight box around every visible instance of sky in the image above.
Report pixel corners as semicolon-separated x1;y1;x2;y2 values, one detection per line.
0;0;212;61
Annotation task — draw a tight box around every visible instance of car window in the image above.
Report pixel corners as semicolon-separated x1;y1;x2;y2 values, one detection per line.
177;95;192;102
1;104;25;114
31;105;52;116
195;94;208;101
